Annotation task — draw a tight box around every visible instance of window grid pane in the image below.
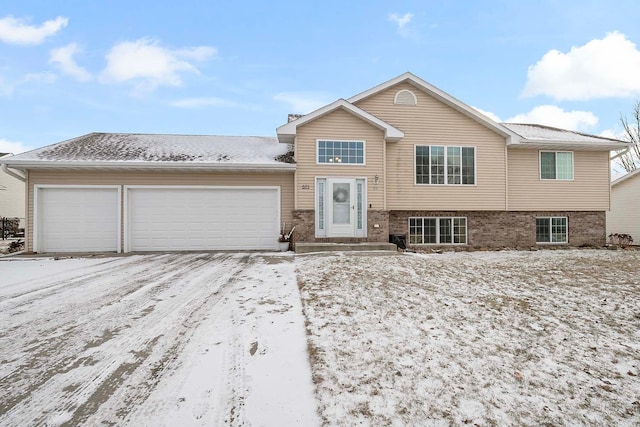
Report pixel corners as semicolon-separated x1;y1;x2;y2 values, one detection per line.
453;218;467;244
424;218;437;244
462;147;475;185
447;147;461;184
536;218;550;242
409;218;423;244
540;152;557;179
551;217;567;242
430;146;445;184
556;152;573;180
439;218;452;244
318;140;364;164
415;146;430;184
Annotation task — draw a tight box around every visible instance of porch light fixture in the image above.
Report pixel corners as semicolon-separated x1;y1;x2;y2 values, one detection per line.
374;175;379;184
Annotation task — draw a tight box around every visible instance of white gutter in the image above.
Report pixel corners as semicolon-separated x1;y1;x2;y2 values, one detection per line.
1;163;26;182
508;140;630;151
0;161;296;172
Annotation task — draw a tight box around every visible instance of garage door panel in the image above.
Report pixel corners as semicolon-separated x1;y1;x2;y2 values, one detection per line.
39;188;119;253
128;187;279;251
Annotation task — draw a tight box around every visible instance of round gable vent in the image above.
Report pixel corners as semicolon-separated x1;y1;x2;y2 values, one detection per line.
394;89;417;105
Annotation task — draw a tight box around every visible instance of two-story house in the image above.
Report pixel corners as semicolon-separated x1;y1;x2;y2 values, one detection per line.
0;73;627;253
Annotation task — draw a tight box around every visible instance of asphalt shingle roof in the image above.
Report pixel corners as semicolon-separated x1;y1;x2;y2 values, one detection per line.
8;133;293;164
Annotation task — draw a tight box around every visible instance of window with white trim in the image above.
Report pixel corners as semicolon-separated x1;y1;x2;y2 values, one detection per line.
415;145;475;185
409;217;467;244
536;217;567;243
317;140;364;164
540;151;573;180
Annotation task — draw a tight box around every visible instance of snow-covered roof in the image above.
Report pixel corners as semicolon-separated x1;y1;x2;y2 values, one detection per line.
1;133;295;171
503;123;628;146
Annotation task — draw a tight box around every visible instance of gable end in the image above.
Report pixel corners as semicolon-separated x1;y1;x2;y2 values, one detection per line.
394;89;417;105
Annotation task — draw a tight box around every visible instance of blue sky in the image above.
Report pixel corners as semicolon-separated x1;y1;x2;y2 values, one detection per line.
1;0;640;154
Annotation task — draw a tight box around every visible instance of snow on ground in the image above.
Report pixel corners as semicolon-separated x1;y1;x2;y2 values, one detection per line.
0;253;318;427
296;249;640;426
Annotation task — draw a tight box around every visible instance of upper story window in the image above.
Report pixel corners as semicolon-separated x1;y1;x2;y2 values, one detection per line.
540;151;573;180
415;145;475;185
394;89;417;105
317;140;365;164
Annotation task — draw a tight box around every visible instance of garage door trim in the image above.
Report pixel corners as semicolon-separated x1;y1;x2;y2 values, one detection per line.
33;185;122;253
123;185;281;252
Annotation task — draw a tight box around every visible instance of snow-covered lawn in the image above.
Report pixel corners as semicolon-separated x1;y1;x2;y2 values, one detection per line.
0;253;318;427
296;249;640;426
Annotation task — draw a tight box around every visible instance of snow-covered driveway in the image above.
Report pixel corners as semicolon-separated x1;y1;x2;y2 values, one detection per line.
0;253;318;426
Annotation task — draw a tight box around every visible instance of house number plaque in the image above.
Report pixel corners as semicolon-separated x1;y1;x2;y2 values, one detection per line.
301;184;310;190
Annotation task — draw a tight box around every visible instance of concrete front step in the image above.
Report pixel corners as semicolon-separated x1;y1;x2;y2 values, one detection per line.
294;242;398;253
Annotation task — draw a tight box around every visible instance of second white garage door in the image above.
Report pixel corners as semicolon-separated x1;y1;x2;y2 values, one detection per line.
126;187;280;251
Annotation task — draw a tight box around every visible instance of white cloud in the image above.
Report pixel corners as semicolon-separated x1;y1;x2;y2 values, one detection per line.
0;15;68;45
274;92;332;113
50;43;92;81
506;105;598;131
389;13;413;29
171;97;238;108
100;39;216;92
471;106;501;122
0;138;33;155
523;32;640;100
388;13;417;39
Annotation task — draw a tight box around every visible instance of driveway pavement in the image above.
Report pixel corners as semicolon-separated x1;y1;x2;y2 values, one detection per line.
0;253;318;426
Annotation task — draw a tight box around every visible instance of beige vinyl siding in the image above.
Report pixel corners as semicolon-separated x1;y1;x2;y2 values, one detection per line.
355;82;507;211
295;108;385;209
508;149;610;210
607;175;640;243
26;170;294;252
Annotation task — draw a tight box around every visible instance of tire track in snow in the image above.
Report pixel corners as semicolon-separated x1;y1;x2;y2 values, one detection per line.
0;252;255;426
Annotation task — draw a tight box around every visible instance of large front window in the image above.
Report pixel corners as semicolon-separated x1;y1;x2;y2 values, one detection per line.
317;140;365;164
409;217;467;244
540;151;573;180
415;145;475;185
536;217;567;243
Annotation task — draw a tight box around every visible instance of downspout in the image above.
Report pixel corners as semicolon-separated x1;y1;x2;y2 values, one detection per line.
1;163;26;182
504;144;509;211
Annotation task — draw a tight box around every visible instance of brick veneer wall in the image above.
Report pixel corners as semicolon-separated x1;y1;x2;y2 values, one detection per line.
292;209;390;244
389;211;606;248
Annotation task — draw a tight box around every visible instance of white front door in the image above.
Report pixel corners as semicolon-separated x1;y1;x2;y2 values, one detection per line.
327;178;356;237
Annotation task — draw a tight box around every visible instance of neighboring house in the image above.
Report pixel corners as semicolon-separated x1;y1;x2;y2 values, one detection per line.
0;72;629;253
607;169;640;244
0;153;26;229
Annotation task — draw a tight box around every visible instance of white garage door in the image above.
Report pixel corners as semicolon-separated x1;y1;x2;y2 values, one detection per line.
127;187;280;251
38;187;119;253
